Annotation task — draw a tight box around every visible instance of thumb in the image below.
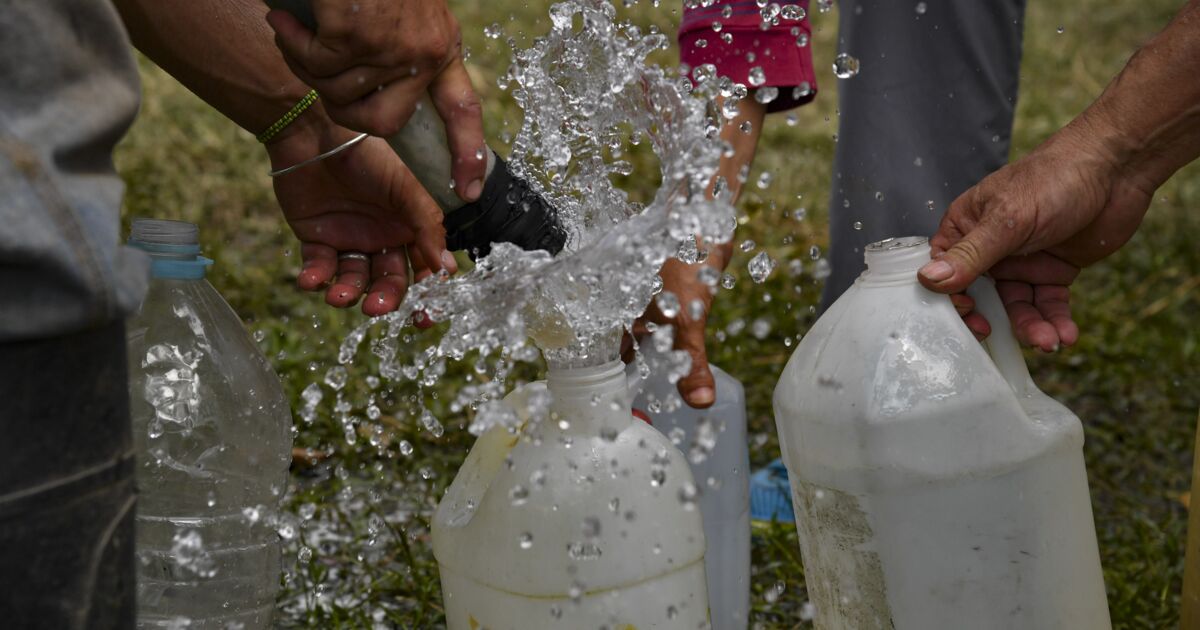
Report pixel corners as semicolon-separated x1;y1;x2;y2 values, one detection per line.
429;59;487;203
919;199;1023;294
674;315;716;409
265;9;318;67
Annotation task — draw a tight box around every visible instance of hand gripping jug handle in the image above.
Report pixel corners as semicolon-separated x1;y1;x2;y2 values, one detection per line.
966;277;1037;394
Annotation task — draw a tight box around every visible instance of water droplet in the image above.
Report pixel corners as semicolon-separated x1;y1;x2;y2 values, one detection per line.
760;3;781;23
656;291;680;318
678;482;699;510
756;171;773;189
1056;25;1065;34
510;484;530;506
754;86;779;104
818;0;834;12
915;1;927;14
748;66;767;87
519;532;534;549
582;516;601;538
781;4;806;20
420;409;444;438
853;221;863;230
833;53;861;79
751;317;772;339
721;273;737;290
297;546;313;562
484;22;502;39
748;252;777;283
739;239;757;253
765;580;786;603
323;366;348;391
398;440;414;457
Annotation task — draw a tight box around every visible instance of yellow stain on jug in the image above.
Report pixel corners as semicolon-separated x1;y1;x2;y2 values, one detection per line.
468;615;480;630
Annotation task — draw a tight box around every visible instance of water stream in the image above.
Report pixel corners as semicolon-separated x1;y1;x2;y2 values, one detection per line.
336;0;735;433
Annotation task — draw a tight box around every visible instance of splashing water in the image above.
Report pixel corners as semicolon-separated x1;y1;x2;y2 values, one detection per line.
336;0;733;434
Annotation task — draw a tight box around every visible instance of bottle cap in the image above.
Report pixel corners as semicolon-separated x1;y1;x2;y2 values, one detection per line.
128;218;213;279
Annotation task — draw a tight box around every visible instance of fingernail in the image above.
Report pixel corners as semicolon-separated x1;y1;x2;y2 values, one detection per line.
465;179;483;201
688;387;714;406
440;250;458;272
919;260;954;283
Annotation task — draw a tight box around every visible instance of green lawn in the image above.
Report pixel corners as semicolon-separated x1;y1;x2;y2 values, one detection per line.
116;0;1199;627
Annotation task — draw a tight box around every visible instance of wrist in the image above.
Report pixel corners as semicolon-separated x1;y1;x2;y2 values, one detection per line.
263;101;352;169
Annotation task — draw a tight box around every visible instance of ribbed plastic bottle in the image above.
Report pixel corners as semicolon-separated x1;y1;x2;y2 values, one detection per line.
629;345;751;630
126;219;292;629
773;236;1110;629
432;337;710;629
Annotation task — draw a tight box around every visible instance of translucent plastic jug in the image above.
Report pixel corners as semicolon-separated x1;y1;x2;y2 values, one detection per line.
432;353;710;629
126;219;292;629
629;346;751;630
772;236;1110;629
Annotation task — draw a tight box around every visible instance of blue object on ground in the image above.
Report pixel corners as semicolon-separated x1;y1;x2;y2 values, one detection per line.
750;458;795;523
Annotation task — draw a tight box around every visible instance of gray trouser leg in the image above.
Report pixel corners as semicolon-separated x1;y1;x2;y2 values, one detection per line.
0;321;136;629
820;0;1027;311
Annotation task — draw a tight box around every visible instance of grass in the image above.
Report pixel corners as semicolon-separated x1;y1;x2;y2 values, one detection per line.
115;0;1198;627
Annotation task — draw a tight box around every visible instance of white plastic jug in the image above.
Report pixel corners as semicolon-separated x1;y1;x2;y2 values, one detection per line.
772;236;1110;629
629;346;751;630
126;219;292;629
431;358;710;629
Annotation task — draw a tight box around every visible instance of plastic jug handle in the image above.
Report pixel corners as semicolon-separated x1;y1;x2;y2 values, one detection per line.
966;277;1036;394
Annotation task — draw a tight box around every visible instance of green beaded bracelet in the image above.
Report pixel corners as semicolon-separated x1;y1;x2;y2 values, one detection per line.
256;89;320;144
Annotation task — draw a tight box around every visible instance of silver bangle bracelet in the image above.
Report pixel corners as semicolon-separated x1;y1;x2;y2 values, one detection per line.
268;132;369;178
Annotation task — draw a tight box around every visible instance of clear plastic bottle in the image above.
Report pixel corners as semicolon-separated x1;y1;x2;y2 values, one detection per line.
126;219;292;629
629;346;751;630
432;334;710;629
773;237;1110;629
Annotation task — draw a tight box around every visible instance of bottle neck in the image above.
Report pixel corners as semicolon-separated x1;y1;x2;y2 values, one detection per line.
546;360;631;435
128;219;212;280
546;359;628;405
859;236;931;286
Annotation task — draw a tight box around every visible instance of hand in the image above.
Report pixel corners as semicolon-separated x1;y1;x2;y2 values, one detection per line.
918;117;1154;351
265;0;486;201
623;253;728;409
623;97;765;408
266;116;458;318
